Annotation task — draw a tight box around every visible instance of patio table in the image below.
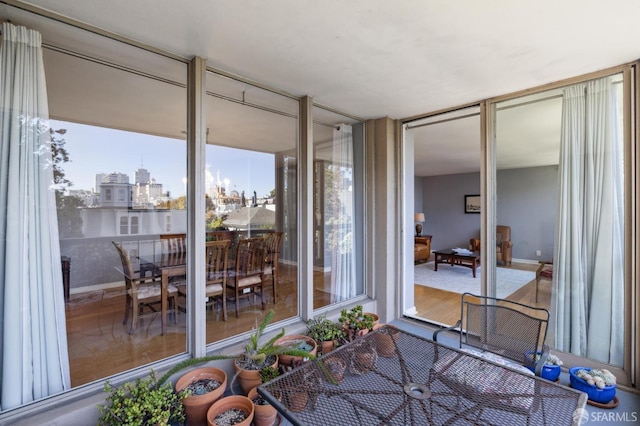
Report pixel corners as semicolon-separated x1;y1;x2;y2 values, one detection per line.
258;326;587;425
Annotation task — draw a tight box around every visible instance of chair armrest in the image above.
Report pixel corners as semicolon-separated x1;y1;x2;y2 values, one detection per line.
432;320;461;342
469;238;480;252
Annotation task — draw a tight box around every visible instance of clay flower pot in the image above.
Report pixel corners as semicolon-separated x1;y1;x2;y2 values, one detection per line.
273;334;317;368
372;323;399;358
207;395;255;426
323;356;347;384
363;312;380;325
285;389;309;413
320;339;335;355
234;356;278;394
248;386;278;426
175;367;227;426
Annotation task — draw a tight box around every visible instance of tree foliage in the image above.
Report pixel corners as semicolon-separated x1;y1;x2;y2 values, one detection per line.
50;128;84;238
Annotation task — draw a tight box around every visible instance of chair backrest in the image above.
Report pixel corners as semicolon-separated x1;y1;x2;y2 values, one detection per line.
112;241;135;289
263;231;283;264
205;239;230;285
160;233;187;255
459;292;549;370
496;225;511;243
235;237;265;277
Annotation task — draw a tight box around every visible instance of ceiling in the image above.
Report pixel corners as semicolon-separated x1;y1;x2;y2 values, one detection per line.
6;0;640;174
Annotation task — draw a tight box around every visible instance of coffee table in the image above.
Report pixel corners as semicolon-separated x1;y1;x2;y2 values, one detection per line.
434;249;480;277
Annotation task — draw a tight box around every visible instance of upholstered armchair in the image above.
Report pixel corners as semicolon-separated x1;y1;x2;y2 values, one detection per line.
414;235;432;264
469;225;513;265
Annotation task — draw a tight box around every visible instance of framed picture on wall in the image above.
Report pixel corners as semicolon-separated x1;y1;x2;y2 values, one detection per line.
465;195;480;214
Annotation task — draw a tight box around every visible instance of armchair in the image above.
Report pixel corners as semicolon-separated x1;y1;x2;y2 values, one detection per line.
414;235;432;263
469;225;513;265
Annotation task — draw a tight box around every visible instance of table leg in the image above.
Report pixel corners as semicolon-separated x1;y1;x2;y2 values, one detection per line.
472;259;477;278
161;269;168;335
434;255;439;271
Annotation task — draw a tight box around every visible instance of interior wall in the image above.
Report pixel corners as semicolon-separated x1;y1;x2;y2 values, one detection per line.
419;165;557;261
497;165;558;261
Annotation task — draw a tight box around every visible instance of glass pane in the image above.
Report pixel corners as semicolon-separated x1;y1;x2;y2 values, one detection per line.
494;74;625;367
204;72;298;341
44;38;188;387
407;107;481;325
312;107;365;309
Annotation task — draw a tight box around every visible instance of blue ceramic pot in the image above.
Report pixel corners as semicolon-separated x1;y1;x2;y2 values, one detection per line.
524;351;561;381
569;367;616;404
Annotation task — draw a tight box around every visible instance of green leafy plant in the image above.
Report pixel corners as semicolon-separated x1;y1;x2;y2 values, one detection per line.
259;365;281;383
306;315;345;342
97;370;187;426
339;305;375;332
237;310;316;370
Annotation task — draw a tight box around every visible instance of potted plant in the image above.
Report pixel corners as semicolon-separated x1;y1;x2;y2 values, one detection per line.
247;366;281;426
97;370;187;426
524;351;563;381
339;305;375;341
174;366;227;425
569;367;617;404
372;323;399;358
306;315;346;355
273;334;317;367
234;310;315;393
206;395;254;426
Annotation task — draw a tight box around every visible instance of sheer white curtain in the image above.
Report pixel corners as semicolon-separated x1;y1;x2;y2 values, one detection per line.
0;23;70;409
329;124;356;303
552;76;624;366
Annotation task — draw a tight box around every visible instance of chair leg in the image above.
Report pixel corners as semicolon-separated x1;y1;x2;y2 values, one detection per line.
123;295;131;325
129;301;138;334
222;292;227;321
235;286;240;318
171;294;178;324
272;270;277;304
260;280;265;310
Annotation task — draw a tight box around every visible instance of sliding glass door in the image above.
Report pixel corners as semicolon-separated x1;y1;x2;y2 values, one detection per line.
492;71;629;382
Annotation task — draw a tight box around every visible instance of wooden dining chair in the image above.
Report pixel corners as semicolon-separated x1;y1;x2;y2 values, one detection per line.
204;239;231;321
112;241;179;334
160;233;187;255
226;237;266;318
262;231;283;304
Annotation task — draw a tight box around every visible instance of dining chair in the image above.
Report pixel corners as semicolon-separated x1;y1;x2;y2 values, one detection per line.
262;231;283;304
160;233;187;255
203;239;231;321
112;241;179;334
226;237;266;318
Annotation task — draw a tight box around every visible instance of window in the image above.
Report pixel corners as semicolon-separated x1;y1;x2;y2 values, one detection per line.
130;216;139;234
119;217;129;235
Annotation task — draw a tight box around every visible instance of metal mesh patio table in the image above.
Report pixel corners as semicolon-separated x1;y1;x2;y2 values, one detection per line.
258;326;587;425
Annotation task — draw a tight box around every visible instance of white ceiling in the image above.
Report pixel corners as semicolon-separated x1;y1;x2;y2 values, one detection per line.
7;0;640;174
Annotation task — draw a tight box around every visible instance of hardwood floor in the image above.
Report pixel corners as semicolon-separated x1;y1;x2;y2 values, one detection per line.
66;260;552;387
65;263;340;387
413;260;553;333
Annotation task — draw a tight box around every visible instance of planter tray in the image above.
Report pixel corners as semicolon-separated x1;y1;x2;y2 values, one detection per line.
568;385;619;409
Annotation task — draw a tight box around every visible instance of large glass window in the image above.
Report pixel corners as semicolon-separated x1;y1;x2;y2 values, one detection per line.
312;107;365;309
493;74;627;374
0;9;188;404
203;71;299;340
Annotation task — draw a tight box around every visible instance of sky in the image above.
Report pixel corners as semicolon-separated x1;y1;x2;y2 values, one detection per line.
51;119;275;198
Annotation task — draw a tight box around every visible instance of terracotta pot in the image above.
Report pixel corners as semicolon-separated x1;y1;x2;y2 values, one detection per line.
175;367;227;426
207;395;255;426
372;323;399;358
364;312;379;325
273;334;317;368
323;356;346;384
320;339;335;355
234;356;278;394
248;386;278;426
285;389;309;413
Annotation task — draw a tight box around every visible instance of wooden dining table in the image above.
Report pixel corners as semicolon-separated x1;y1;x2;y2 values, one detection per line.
138;253;187;334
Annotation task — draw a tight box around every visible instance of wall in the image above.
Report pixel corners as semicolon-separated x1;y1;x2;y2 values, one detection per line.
417;165;558;261
497;165;557;261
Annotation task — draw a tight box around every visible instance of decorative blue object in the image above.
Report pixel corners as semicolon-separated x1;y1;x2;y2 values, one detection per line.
524;351;561;381
569;367;616;404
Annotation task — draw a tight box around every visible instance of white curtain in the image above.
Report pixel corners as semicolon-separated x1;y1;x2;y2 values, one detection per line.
552;76;624;366
329;124;356;302
0;23;70;410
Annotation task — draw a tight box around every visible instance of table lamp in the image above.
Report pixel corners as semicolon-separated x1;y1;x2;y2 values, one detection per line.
414;212;425;236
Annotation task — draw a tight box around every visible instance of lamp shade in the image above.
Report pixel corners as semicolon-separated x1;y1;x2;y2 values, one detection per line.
414;213;425;223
